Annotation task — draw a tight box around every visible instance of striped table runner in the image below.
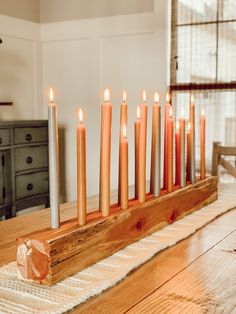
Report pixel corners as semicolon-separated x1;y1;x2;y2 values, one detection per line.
0;183;235;314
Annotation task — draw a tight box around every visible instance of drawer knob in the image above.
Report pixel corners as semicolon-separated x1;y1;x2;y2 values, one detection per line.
0;137;2;144
26;156;33;164
25;134;32;141
27;183;33;191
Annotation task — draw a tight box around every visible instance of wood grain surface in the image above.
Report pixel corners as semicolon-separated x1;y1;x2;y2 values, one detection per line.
74;206;236;314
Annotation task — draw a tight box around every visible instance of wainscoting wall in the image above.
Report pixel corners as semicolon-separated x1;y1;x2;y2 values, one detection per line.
0;15;41;120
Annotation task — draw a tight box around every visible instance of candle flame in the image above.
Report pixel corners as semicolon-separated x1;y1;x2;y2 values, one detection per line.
176;120;180;131
169;106;173;118
187;121;191;132
137;105;140;120
122;124;127;139
142;90;147;103
123;90;127;103
201;108;205;116
154;92;159;103
104;88;110;102
191;94;194;104
49;88;54;102
78;108;83;124
181;107;185;118
166;93;170;103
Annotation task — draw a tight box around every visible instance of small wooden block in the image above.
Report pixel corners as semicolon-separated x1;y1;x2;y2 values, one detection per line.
17;176;217;285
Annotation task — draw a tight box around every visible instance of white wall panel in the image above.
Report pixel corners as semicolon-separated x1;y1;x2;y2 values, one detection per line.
0;15;41;120
100;32;167;195
42;38;101;200
41;5;168;201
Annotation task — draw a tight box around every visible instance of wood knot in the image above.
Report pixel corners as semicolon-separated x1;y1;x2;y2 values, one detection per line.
136;221;142;230
169;210;177;224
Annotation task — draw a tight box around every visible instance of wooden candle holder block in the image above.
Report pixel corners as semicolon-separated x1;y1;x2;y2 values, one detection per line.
17;176;217;285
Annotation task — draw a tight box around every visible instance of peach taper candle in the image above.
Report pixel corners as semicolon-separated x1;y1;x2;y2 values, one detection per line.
138;90;148;203
99;88;112;217
118;91;128;204
134;105;140;199
200;108;206;179
150;92;161;197
179;109;186;187
48;88;60;229
189;95;196;183
163;93;171;189
120;124;128;209
77;108;87;225
167;106;173;192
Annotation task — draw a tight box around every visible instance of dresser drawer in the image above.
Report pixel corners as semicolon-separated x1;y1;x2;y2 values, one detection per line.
0;129;10;146
0;153;3;205
16;171;49;200
15;146;48;172
14;127;48;144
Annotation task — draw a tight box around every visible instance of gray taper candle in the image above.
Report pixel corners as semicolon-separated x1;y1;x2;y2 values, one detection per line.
48;88;60;229
150;92;161;197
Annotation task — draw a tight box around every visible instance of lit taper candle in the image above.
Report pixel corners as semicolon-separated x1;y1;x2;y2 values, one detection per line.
99;88;112;217
118;91;128;204
175;120;180;186
120;124;128;209
200;108;206;179
186;121;191;181
167;106;173;192
48;88;60;229
134;106;140;199
138;90;148;203
179;108;186;187
150;92;161;197
77;108;87;225
189;95;196;183
163;93;171;189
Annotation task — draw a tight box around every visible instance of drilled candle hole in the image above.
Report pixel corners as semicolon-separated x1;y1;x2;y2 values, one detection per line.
170;210;177;223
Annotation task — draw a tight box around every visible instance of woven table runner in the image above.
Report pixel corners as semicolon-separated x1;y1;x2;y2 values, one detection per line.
0;184;236;314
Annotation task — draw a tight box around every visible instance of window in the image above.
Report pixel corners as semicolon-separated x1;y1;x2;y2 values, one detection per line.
171;0;236;84
170;0;236;181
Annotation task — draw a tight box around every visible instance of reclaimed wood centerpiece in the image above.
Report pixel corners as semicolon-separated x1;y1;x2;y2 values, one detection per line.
16;88;213;285
17;176;217;285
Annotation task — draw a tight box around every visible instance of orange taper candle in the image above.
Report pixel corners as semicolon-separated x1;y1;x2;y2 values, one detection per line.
163;93;171;189
138;90;148;203
77;108;87;225
118;91;128;204
167;106;173;192
134;106;140;199
175;120;180;186
189;95;196;183
150;92;161;197
186;122;191;181
200;108;206;179
120;124;128;209
99;88;112;217
179;113;186;187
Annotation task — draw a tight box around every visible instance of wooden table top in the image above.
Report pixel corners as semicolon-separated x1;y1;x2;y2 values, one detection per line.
1;188;236;313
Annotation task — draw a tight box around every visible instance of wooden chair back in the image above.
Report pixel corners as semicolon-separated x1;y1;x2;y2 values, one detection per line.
211;142;236;178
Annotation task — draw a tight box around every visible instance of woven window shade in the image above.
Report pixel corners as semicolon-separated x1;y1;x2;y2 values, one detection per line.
170;0;236;182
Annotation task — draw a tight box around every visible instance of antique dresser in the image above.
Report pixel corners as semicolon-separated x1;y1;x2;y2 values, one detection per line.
0;121;49;218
